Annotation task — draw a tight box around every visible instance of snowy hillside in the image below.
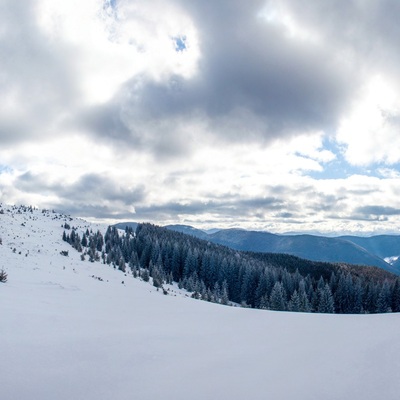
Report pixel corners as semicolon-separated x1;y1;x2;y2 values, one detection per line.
1;206;400;400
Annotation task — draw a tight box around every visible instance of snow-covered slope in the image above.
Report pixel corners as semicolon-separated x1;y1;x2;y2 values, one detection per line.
1;206;400;400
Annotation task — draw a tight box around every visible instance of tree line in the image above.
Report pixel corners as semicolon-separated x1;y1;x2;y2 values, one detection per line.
63;223;400;314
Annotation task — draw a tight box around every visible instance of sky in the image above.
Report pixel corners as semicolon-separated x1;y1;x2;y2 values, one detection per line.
1;0;400;235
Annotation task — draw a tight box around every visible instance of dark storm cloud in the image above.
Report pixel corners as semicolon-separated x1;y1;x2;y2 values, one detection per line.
17;172;146;206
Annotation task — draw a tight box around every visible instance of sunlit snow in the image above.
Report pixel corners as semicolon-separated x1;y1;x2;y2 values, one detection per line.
1;206;400;400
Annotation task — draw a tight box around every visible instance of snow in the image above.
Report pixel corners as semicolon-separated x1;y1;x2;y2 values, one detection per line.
384;255;399;265
1;207;400;400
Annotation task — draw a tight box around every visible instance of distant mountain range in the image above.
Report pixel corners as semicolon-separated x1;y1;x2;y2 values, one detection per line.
338;235;400;269
114;222;400;275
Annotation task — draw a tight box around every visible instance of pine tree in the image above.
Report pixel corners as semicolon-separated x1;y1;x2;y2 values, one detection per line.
335;273;354;313
0;268;7;283
142;268;150;282
259;294;269;309
376;281;391;313
81;234;88;247
298;279;312;312
254;273;268;308
299;289;312;313
221;280;229;305
391;279;400;312
269;282;287;311
152;265;163;288
213;282;221;302
288;290;301;312
183;249;196;277
352;279;364;314
118;257;126;272
96;231;104;252
363;283;376;313
317;284;335;313
199;282;208;300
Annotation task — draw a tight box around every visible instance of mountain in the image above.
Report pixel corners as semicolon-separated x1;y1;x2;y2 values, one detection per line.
393;257;400;270
118;223;400;274
1;205;400;399
163;225;400;274
205;229;400;274
339;235;400;260
164;224;210;240
203;228;221;234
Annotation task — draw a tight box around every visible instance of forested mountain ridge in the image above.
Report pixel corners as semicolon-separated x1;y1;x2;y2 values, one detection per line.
66;222;400;314
162;225;400;274
339;234;400;261
116;222;400;273
164;224;210;240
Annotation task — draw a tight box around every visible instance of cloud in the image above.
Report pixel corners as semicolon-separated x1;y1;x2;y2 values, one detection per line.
355;206;400;217
276;0;400;63
131;195;288;227
63;0;358;161
1;0;400;235
337;76;400;166
15;171;146;213
275;1;400;166
377;168;400;179
0;1;78;145
0;0;380;155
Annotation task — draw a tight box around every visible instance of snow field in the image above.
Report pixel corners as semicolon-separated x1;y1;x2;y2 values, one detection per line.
1;207;400;400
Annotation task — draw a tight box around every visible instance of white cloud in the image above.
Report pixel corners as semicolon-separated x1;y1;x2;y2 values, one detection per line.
377;168;400;179
258;2;321;44
337;75;400;166
36;0;200;105
283;132;336;163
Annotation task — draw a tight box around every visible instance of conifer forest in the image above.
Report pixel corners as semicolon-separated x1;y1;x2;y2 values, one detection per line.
63;223;400;314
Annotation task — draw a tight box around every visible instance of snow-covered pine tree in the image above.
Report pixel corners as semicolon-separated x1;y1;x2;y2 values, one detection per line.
288;290;301;312
269;282;287;311
0;268;7;283
317;284;335;313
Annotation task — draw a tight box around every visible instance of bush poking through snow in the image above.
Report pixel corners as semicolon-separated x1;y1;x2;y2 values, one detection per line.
0;269;8;283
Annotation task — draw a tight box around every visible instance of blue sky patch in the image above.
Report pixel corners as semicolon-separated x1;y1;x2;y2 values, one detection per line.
305;139;379;180
0;165;12;174
174;36;187;52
